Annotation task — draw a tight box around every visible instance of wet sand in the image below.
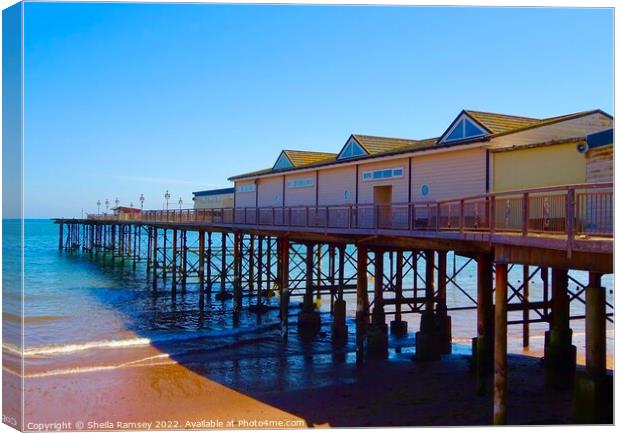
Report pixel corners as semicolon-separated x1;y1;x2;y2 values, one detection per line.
12;310;613;430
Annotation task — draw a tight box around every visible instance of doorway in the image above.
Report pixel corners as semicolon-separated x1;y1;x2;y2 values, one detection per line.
373;185;392;228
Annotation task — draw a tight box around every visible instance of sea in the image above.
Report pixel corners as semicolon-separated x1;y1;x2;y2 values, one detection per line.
2;219;614;391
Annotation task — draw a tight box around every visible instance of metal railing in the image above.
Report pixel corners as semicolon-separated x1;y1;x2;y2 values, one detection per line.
87;182;613;241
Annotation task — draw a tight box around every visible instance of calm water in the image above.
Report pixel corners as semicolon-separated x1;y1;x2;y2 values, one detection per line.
2;219;614;388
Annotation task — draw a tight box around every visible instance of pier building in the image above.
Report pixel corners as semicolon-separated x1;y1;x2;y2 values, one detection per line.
192;187;235;210
57;108;614;424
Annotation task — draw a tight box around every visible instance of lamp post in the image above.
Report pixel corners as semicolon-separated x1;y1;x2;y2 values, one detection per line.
130;202;134;208
139;194;145;210
97;200;101;214
178;197;183;211
115;197;120;209
105;199;110;214
165;190;171;210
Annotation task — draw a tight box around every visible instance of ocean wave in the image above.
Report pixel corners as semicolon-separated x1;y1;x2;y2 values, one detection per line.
3;312;65;324
5;321;281;358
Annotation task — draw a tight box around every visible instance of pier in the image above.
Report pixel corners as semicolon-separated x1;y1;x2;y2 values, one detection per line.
55;181;613;424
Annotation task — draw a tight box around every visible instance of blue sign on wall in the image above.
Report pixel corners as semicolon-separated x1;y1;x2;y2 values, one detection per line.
421;184;430;197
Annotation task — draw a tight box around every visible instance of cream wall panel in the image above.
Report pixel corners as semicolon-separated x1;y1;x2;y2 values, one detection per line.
234;180;256;208
318;166;357;206
284;172;317;207
257;177;284;207
411;148;487;201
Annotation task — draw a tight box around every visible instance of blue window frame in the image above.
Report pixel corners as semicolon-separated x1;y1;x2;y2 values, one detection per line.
339;140;367;160
444;117;486;143
274;153;293;170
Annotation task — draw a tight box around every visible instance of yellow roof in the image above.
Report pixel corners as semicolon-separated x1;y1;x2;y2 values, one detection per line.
465;110;541;134
282;150;337;167
352;134;437;155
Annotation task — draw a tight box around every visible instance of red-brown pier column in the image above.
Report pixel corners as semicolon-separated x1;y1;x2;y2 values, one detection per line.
493;262;508;425
544;268;576;389
356;245;369;363
574;272;612;423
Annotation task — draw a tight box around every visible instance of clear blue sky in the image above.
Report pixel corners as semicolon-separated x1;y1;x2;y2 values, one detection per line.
22;2;613;218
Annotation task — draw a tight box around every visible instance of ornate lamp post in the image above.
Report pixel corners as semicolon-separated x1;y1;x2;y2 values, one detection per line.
139;194;145;210
165;190;171;210
115;197;120;209
105;199;110;214
97;200;101;214
178;197;183;210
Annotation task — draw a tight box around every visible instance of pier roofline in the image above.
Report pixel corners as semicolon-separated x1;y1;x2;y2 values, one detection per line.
227;108;613;181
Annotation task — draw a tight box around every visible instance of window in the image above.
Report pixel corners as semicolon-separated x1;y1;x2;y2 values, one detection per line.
362;167;404;181
237;184;256;193
444;118;486;143
287;178;314;189
339;139;367;160
274;153;293;170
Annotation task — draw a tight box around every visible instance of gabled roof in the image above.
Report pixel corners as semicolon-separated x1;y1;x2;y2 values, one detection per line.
282;149;337;167
465;110;541;134
352;134;432;155
228;108;613;181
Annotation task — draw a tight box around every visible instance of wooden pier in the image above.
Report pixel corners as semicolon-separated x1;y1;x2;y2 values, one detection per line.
54;182;613;424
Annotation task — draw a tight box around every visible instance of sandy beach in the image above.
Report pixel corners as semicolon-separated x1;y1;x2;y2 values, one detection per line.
9;310;612;430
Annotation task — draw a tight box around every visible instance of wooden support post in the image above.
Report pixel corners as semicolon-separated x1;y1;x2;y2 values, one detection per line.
332;244;348;345
585;272;606;377
279;237;290;337
206;232;213;298
367;249;387;359
390;250;407;337
58;223;64;251
256;236;264;308
266;237;272;293
152;228;158;289
493;262;508;425
356;245;369;363
299;243;320;337
416;250;439;361
220;232;228;298
171;229;178;295
474;253;494;385
437;250;451;354
162;229;168;281
181;230;187;291
337;245;345;301
544;268;576;389
233;232;242;312
248;234;255;296
522;265;529;348
372;250;385;325
146;227;152;273
574;272;612;423
304;244;314;308
316;244;322;301
328;245;336;312
198;231;205;309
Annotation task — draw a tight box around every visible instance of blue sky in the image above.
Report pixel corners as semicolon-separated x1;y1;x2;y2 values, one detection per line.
21;2;613;218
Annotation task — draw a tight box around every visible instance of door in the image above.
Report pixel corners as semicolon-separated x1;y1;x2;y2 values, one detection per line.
373;185;392;228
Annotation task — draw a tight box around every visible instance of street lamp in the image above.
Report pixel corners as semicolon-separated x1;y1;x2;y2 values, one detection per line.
130;202;134;208
115;197;120;208
97;200;101;214
139;194;145;210
105;199;110;214
178;197;183;210
164;190;171;210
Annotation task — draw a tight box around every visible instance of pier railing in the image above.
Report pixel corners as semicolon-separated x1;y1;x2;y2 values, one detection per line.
87;182;613;239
